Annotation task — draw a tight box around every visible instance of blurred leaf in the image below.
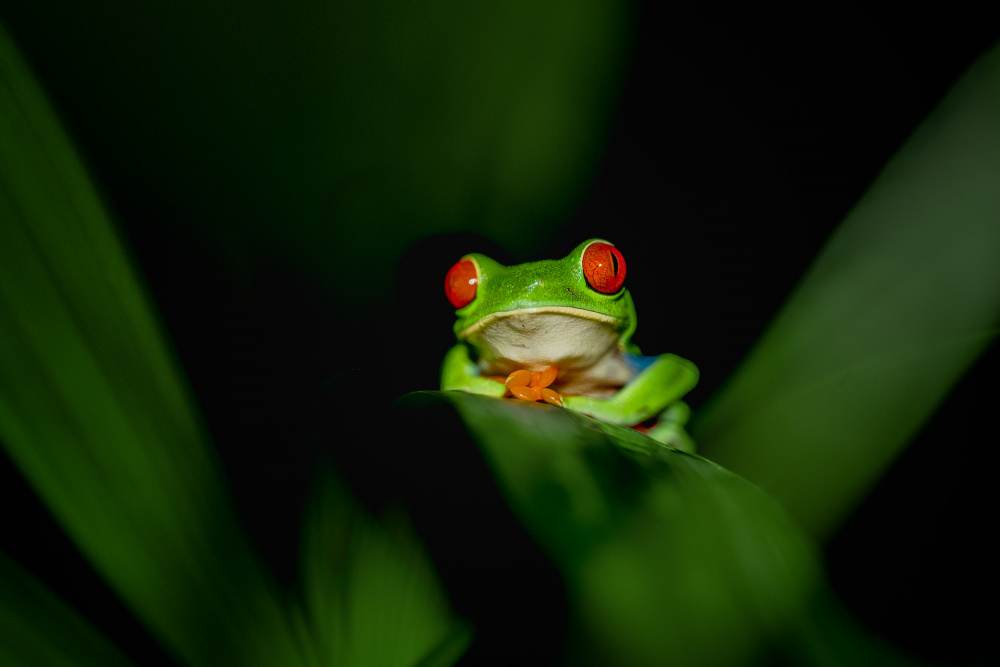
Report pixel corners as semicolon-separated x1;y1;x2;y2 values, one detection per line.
299;468;470;667
691;42;1000;539
0;0;630;305
393;391;911;666
0;551;133;667
0;22;310;666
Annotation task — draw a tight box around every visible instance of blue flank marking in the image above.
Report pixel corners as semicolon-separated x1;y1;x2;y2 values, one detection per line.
624;352;658;374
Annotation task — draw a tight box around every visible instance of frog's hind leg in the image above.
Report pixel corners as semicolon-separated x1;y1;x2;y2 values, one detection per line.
644;401;695;453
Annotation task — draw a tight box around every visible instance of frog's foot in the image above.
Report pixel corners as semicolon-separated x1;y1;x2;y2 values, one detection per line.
637;402;695;452
504;366;563;406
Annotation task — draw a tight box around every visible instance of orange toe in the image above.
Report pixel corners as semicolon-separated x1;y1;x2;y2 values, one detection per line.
535;366;558;388
540;387;563;406
509;385;537;401
506;369;531;388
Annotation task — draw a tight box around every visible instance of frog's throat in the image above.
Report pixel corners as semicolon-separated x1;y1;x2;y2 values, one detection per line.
457;305;621;340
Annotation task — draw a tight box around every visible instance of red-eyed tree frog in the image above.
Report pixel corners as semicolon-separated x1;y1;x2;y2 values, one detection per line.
441;239;698;451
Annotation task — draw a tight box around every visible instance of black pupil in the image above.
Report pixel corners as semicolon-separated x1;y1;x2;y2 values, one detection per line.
610;251;618;276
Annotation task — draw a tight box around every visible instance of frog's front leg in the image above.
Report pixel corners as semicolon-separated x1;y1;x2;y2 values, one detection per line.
562;353;698;448
440;344;506;397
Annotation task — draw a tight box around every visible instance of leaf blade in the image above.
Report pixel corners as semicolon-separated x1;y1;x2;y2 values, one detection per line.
691;43;1000;538
0;22;310;666
0;551;135;667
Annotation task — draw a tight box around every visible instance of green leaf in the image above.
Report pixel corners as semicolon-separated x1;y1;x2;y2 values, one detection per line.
299;468;471;667
0;551;134;667
0;1;630;306
393;391;913;666
0;22;309;666
691;43;1000;539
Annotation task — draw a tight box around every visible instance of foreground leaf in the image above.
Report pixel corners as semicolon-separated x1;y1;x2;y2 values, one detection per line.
380;392;915;666
0;22;309;666
300;468;471;667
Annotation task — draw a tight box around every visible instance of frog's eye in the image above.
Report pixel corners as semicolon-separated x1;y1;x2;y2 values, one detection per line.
582;241;626;294
444;258;479;308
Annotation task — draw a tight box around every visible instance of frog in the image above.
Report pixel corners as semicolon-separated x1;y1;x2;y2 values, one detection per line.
440;238;698;451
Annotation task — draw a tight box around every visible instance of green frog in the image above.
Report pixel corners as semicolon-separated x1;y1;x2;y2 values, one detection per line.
441;239;698;451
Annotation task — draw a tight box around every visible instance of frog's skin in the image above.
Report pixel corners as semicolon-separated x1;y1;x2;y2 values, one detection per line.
440;239;698;451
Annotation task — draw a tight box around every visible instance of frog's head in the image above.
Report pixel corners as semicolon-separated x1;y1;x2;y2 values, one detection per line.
443;239;638;372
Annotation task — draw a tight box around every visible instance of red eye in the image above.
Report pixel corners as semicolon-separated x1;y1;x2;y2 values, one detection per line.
444;258;478;308
582;241;626;294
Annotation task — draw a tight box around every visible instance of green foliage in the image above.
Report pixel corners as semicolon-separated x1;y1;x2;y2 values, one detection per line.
0;0;629;306
0;21;460;667
300;469;471;667
0;552;133;667
692;45;1000;538
388;391;919;666
1;5;996;667
1;21;304;665
409;391;821;666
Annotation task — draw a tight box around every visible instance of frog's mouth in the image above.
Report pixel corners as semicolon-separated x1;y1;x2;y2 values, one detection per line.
458;305;621;340
459;306;634;393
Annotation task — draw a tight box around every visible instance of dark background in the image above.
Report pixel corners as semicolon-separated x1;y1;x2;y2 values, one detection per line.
1;5;997;664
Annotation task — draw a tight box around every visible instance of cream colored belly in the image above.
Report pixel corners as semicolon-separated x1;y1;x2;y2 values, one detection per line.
461;308;636;396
